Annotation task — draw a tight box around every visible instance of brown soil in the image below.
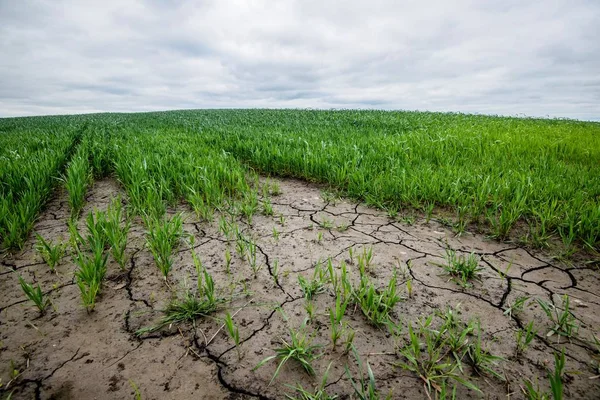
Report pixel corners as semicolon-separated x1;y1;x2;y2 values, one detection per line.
1;178;599;399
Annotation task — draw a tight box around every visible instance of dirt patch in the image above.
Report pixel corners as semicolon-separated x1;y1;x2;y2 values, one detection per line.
1;178;599;399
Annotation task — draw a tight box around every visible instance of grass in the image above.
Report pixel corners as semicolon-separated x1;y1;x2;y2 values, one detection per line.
137;267;226;335
346;346;391;400
74;241;108;312
298;261;329;300
522;350;565;400
63;142;91;219
103;197;130;269
285;362;337;400
145;214;184;280
536;295;578;340
224;312;241;359
438;250;483;287
34;233;66;273
254;319;322;385
18;275;50;314
2;110;599;254
352;266;401;326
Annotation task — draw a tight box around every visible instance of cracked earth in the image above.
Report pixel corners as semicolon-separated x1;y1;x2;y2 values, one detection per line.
1;178;599;399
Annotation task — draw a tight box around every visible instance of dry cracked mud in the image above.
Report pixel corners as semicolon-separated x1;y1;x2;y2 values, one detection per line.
1;178;599;399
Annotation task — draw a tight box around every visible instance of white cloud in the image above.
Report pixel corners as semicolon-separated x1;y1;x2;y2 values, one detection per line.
1;0;599;120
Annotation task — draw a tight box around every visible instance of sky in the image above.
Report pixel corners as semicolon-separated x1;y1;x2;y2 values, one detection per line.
1;0;599;120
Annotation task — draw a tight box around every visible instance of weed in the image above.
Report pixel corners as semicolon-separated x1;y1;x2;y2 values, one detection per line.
465;323;505;381
395;317;480;394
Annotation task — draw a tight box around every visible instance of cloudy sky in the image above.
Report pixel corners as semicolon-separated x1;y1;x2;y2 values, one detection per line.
1;0;599;120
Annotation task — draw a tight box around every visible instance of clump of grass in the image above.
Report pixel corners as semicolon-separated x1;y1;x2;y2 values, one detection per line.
522;350;565;400
286;362;337;400
439;250;483;287
515;321;537;355
145;213;183;280
137;268;226;335
346;346;391;400
536;295;578;341
465;323;505;381
298;261;329;300
503;296;529;319
34;233;66;273
395;317;480;394
18;275;50;314
352;266;401;326
254;319;322;385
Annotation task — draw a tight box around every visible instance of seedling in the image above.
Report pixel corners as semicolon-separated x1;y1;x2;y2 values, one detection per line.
536;295;578;340
352;268;401;326
103;197;130;270
262;198;274;216
273;227;280;241
346;346;391;399
247;240;261;278
329;289;349;349
224;249;232;274
18;275;50;314
438;250;482;287
522;350;565;400
254;320;322;385
74;242;108;312
516;321;537;354
465;323;505;381
285;362;338;400
298;262;328;300
145;214;183;280
224;312;241;359
319;217;333;229
34;233;66;273
503;296;529;319
137;268;226;335
395;317;480;394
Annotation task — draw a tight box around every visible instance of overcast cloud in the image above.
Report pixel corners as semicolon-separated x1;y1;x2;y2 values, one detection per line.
1;0;599;120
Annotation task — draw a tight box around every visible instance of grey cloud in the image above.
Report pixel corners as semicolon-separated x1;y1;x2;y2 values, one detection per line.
0;0;599;120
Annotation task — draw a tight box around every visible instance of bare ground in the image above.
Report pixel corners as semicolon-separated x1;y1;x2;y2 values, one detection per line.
1;178;599;399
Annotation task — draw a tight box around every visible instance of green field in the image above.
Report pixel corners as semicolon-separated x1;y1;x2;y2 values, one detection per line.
2;109;600;399
2;109;599;253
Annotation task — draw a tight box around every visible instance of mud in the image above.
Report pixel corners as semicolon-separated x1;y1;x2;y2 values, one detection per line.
1;178;599;399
